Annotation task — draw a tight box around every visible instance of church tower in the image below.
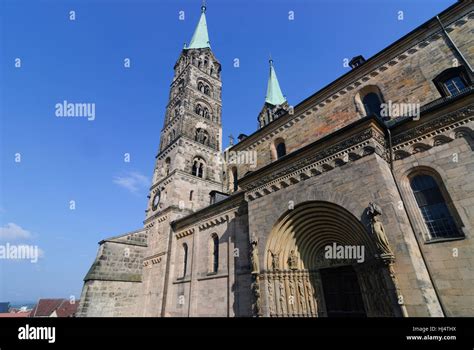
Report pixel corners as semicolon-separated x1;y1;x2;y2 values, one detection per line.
141;4;224;316
258;58;289;128
146;4;223;219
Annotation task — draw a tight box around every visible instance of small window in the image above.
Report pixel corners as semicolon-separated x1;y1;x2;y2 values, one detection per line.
189;190;193;201
192;157;205;178
165;157;171;176
210;234;219;273
444;76;466;96
433;66;471;97
198;164;204;178
182;243;188;278
276;142;286;159
178;80;184;93
195;128;209;145
195;104;202;115
231;167;238;192
362;92;382;117
410;175;462;239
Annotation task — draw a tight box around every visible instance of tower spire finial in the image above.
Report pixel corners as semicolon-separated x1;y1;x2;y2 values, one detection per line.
269;52;273;65
265;57;286;106
187;1;211;49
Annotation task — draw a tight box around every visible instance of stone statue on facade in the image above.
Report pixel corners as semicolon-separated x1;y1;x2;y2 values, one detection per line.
367;202;394;260
267;279;275;315
288;278;296;314
305;277;318;316
269;250;280;271
251;278;262;317
287;250;298;270
297;278;307;314
278;279;287;315
250;235;259;274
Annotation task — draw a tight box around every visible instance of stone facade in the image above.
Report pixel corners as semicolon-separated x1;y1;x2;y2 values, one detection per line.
78;2;474;317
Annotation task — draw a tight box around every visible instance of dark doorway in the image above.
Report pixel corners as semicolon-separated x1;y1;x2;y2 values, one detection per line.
320;265;366;317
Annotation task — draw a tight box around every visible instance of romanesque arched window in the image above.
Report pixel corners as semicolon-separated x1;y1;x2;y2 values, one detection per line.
178;80;184;93
195;128;209;146
165;157;171;176
182;243;188;278
203;107;210;119
198;82;204;93
355;85;385;119
362;92;382;118
209;233;219;273
195;104;202;115
204;85;210;96
276;142;286;159
168;130;175;145
231;167;238;192
410;174;462;239
271;138;286;160
204;57;209;67
210;67;214;76
192;157;205;178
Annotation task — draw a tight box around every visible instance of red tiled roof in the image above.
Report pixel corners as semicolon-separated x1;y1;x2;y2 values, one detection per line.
0;311;31;318
30;299;64;317
55;300;78;317
30;299;79;317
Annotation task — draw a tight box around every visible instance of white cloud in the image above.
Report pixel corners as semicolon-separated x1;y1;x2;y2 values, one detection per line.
0;223;32;241
113;172;150;194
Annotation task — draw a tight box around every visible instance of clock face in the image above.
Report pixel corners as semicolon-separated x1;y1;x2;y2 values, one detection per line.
152;191;161;210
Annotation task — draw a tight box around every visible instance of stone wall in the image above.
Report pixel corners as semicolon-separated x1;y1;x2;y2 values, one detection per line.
165;196;252;317
77;229;147;317
245;152;443;316
226;5;473;193
392;115;474;316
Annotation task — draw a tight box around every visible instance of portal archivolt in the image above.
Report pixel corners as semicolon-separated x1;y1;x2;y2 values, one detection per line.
261;201;402;317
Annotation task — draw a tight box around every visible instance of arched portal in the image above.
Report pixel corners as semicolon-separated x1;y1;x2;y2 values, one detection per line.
262;201;400;317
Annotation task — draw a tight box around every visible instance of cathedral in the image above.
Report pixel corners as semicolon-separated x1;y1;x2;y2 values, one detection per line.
78;2;474;317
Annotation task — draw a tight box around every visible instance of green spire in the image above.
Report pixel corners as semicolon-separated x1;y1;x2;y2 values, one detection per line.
265;58;286;106
187;5;210;49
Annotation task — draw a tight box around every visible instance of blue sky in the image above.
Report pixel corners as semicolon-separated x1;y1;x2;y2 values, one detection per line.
0;0;455;303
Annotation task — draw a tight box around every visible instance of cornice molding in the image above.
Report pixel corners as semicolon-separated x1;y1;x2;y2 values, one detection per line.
142;251;167;267
176;228;195;239
198;214;229;231
392;105;473;147
172;192;246;232
241;123;387;201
